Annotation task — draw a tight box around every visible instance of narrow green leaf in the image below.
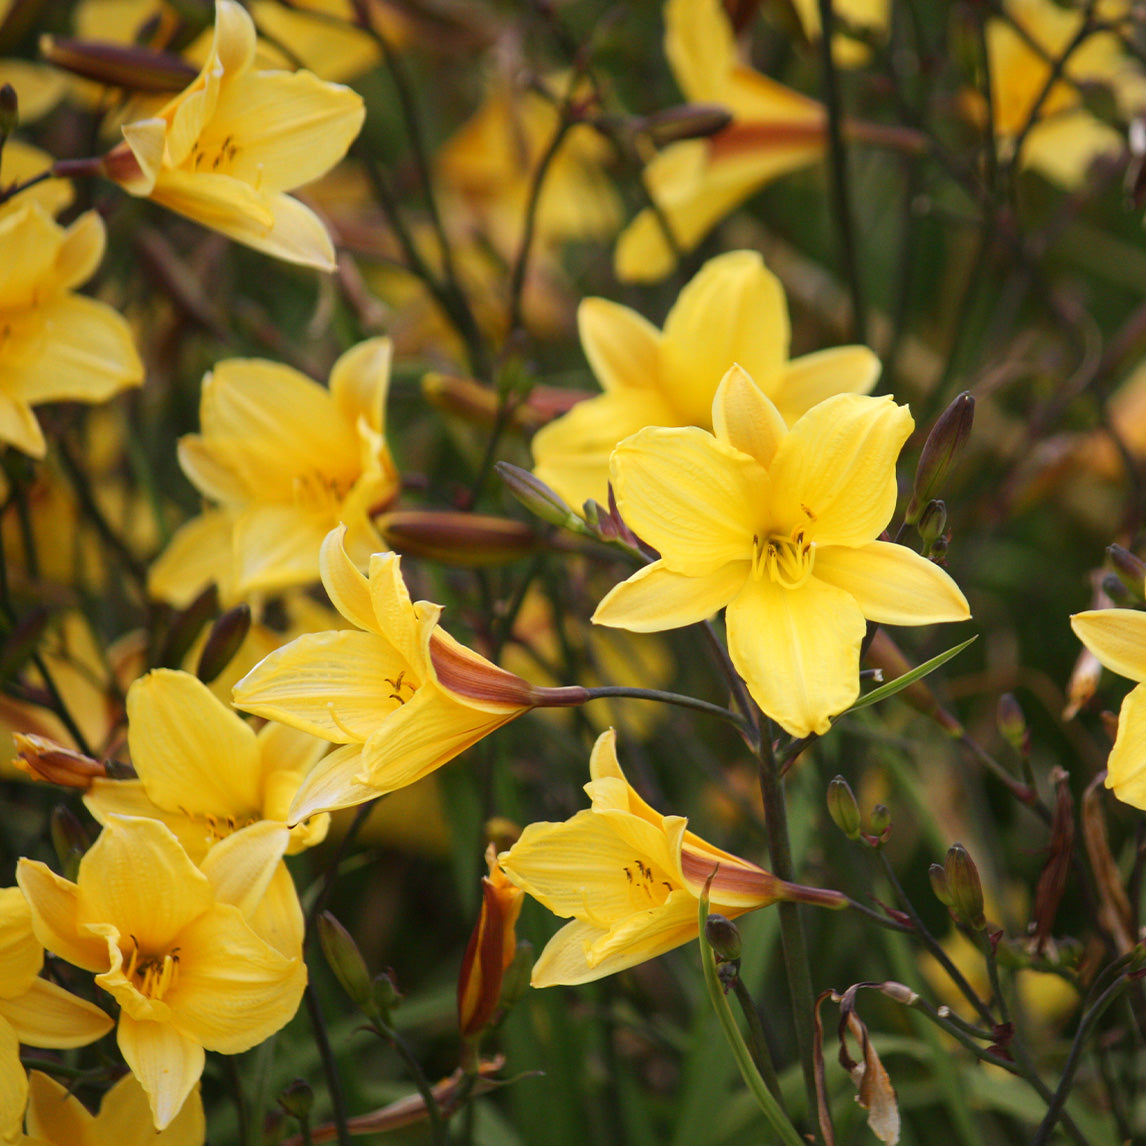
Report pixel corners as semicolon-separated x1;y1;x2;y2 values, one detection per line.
847;635;978;714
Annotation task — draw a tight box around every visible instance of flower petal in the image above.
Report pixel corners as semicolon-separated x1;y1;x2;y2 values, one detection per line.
772;345;881;425
1071;609;1146;684
319;523;381;634
287;742;376;822
24;1069;93;1143
0;1021;26;1141
368;551;439;669
232;504;331;593
577;296;662;395
16;860;106;971
147;508;237;608
593;559;748;632
0;886;41;995
0;388;46;456
0;976;113;1048
93;1072;205;1146
712;363;788;468
769;393;912;546
117;1013;205;1131
727;576;866;736
1106;683;1146;809
813;541;970;625
611;426;766;574
329;337;392;439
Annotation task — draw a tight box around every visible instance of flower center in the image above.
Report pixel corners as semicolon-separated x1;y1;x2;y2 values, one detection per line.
752;527;815;590
292;470;353;516
621;857;676;909
125;936;180;1001
176;807;259;846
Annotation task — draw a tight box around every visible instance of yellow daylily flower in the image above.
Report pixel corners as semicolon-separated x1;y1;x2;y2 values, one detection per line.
233;526;584;822
148;337;398;604
615;0;826;282
101;0;365;269
499;729;846;987
17;816;306;1130
0;886;114;1138
0;140;73;222
0;204;143;457
593;370;970;737
966;0;1135;189
1070;608;1146;809
531;249;879;509
20;1070;204;1146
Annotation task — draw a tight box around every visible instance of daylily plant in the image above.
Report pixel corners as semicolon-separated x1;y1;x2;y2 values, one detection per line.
531;250;879;510
593;368;971;737
499;729;847;986
101;0;365;269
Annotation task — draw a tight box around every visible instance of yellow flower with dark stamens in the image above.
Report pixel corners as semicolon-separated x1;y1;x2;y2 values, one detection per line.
0;204;142;457
17;816;306;1130
233;526;586;823
101;0;365;269
593;368;970;737
532;250;879;510
499;729;847;987
149;337;397;605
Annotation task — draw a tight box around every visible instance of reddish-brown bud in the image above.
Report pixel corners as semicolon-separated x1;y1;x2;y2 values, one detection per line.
13;733;107;788
40;35;196;91
377;510;537;567
907;391;974;524
197;603;251;684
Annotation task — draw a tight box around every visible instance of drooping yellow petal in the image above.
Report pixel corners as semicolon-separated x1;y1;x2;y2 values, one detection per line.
0;887;41;995
664;0;735;103
577;297;662;395
0;390;46;456
772;345;881;426
16;861;105;972
660;250;789;427
592;559;749;632
287;742;375;823
0;976;113;1048
318;523;381;634
329;336;392;439
768;394;913;546
711;364;788;468
90;1072;205;1146
117;1014;205;1132
368;551;440;669
813;542;971;625
610;426;767;574
727;576;867;736
1071;609;1146;683
24;1070;94;1144
1105;683;1146;810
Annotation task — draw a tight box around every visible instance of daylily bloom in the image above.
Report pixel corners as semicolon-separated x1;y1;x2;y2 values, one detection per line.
531;250;879;510
499;729;847;986
0;203;142;457
1070;607;1146;809
965;0;1138;189
19;1070;204;1146
17;816;306;1129
614;0;826;282
593;370;971;737
83;669;328;954
0;886;114;1138
233;526;586;822
148;337;398;604
101;0;365;269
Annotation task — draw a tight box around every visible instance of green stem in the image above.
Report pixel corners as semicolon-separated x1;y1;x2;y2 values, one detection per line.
303;981;352;1146
730;975;784;1102
370;1019;448;1146
582;684;751;737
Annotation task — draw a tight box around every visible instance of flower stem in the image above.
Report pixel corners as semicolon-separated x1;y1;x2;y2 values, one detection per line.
582;684;752;736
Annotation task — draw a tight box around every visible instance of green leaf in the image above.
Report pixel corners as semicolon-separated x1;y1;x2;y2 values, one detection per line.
846;635;977;714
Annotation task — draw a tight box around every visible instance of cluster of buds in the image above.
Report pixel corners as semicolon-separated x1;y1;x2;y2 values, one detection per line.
930;843;986;930
826;776;891;847
904;392;975;561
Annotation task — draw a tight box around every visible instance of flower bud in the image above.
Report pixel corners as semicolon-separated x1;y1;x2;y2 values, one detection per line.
929;862;952;906
157;583;219;670
196;603;251;684
13;733;107;788
827;775;862;839
907;392;974;523
869;804;892;841
704;913;743;962
0;83;16;141
640;103;733;147
1100;572;1132;607
377;509;538;567
996;693;1029;755
318;911;373;1010
499;939;533;1012
372;967;403;1021
878;981;919;1005
40;35;197;92
944;843;986;929
1107;544;1146;602
50;805;92;881
496;462;586;533
278;1079;314;1121
916;499;947;550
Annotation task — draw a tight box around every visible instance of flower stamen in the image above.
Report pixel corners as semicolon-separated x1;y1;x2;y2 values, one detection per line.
751;527;815;589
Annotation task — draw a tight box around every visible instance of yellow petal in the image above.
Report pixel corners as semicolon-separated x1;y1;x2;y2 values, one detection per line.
0;1020;24;1141
198;822;290;928
0;203;65;309
318;523;381;634
232;504;331;593
329;336;392;439
117;1014;205;1131
577;296;662;395
664;0;736;104
0;886;41;995
84;781;213;864
813;542;970;625
0;140;71;221
91;1073;205;1146
25;1069;93;1143
147;509;237;608
1020;110;1122;189
0;976;113;1048
0;390;45;456
712;363;788;468
120;118;168;193
769;394;913;547
0;62;67;123
251;0;380;82
126;669;263;820
368;551;438;670
287;742;377;822
592;559;749;632
772;345;881;425
16;860;105;972
611;426;766;574
661;251;789;427
727;576;866;736
1071;609;1146;683
1106;683;1146;810
53;210;107;293
246;860;306;960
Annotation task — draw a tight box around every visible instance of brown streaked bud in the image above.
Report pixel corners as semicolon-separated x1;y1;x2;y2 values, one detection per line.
929;862;952;906
13;733;107;788
0;83;16;140
1030;769;1073;954
196;603;251;684
1107;544;1146;602
277;1079;314;1121
996;693;1029;756
377;509;537;567
318;911;373;1011
944;843;985;929
639;103;733;147
495;463;585;533
827;775;862;839
704;913;742;962
50;804;91;880
40;35;197;92
907;391;974;524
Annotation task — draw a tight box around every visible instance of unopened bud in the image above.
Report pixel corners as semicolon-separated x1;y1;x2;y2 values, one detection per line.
499;939;533;1011
929;863;952;906
277;1079;314;1121
704;913;742;962
377;509;537;567
372;967;403;1021
996;693;1029;755
318;911;373;1009
916;499;947;550
1107;545;1146;602
827;775;862;839
640;102;733;147
13;733;107;788
944;843;986;929
0;83;16;140
157;583;218;670
40;35;197;91
878;980;919;1005
1101;573;1131;606
869;804;892;839
196;603;251;684
928;535;948;561
495;463;585;532
907;392;974;523
50;805;91;880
